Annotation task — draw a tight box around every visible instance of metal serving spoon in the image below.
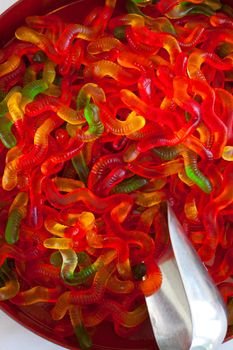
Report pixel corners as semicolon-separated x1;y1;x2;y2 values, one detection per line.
145;204;228;350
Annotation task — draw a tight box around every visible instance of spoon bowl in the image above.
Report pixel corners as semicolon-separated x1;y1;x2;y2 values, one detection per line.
146;205;228;350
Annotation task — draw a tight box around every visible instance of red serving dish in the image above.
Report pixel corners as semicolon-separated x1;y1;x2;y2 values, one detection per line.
0;1;157;349
0;0;232;349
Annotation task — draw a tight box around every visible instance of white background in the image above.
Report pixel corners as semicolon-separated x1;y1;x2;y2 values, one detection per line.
0;0;233;349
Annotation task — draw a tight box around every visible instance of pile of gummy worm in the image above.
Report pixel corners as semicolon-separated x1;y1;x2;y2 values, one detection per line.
0;0;233;348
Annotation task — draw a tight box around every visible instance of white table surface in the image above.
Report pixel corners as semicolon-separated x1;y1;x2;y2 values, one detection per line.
0;0;233;349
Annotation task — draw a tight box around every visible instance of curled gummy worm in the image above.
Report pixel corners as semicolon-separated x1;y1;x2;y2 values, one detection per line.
0;42;37;63
69;306;93;350
137;72;157;105
76;83;106;110
28;169;45;216
86;229;131;279
210;13;233;28
0;278;20;301
23;65;38;85
45;178;133;213
44;217;68;237
42;60;56;84
0;115;16;149
106;274;134;294
50;251;63;267
101;298;148;328
191;79;228;159
57;105;86;125
26;15;65;40
138;258;162;296
7;91;24;122
127;123;162;142
83;6;102;26
60;249;78;280
128;159;184;179
117;50;153;72
41;139;84;175
85;0;117;31
0;55;21;78
84;60;140;85
87;153;124;190
11;286;60;305
96;167;129;196
165;2;217;19
215;88;233;139
172;76;201;140
0;91;10;117
25;94;84;123
132;190;166;207
2;117;60;190
28;261;61;282
5;192;28;244
124;26;159;54
0;264;20;301
108;14;145;31
44;237;74;250
153;145;184;161
110;201;132;223
126;1;176;33
41;83;60;98
187;49;232;81
184;194;199;221
131;26;181;64
0;245;22;267
120;89;172;123
0;60;25;92
15;26;60;63
65;259;103;286
56;24;99;53
65;251;117;285
69;210;96;233
60;211;95;229
136;206;158;233
23;263;60;286
87;36;123;55
181;149;212;194
0;238;46;266
112;176;148;194
126;0;150;15
72;151;90;184
100;106;145;135
174;52;188;76
106;212;155;262
21;79;49;104
53;177;85;192
136;128;176;151
222;146;233;161
51;263;115;320
131;124;183;152
182;135;213;161
178;25;206;49
71;104;104;142
200;163;233;261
